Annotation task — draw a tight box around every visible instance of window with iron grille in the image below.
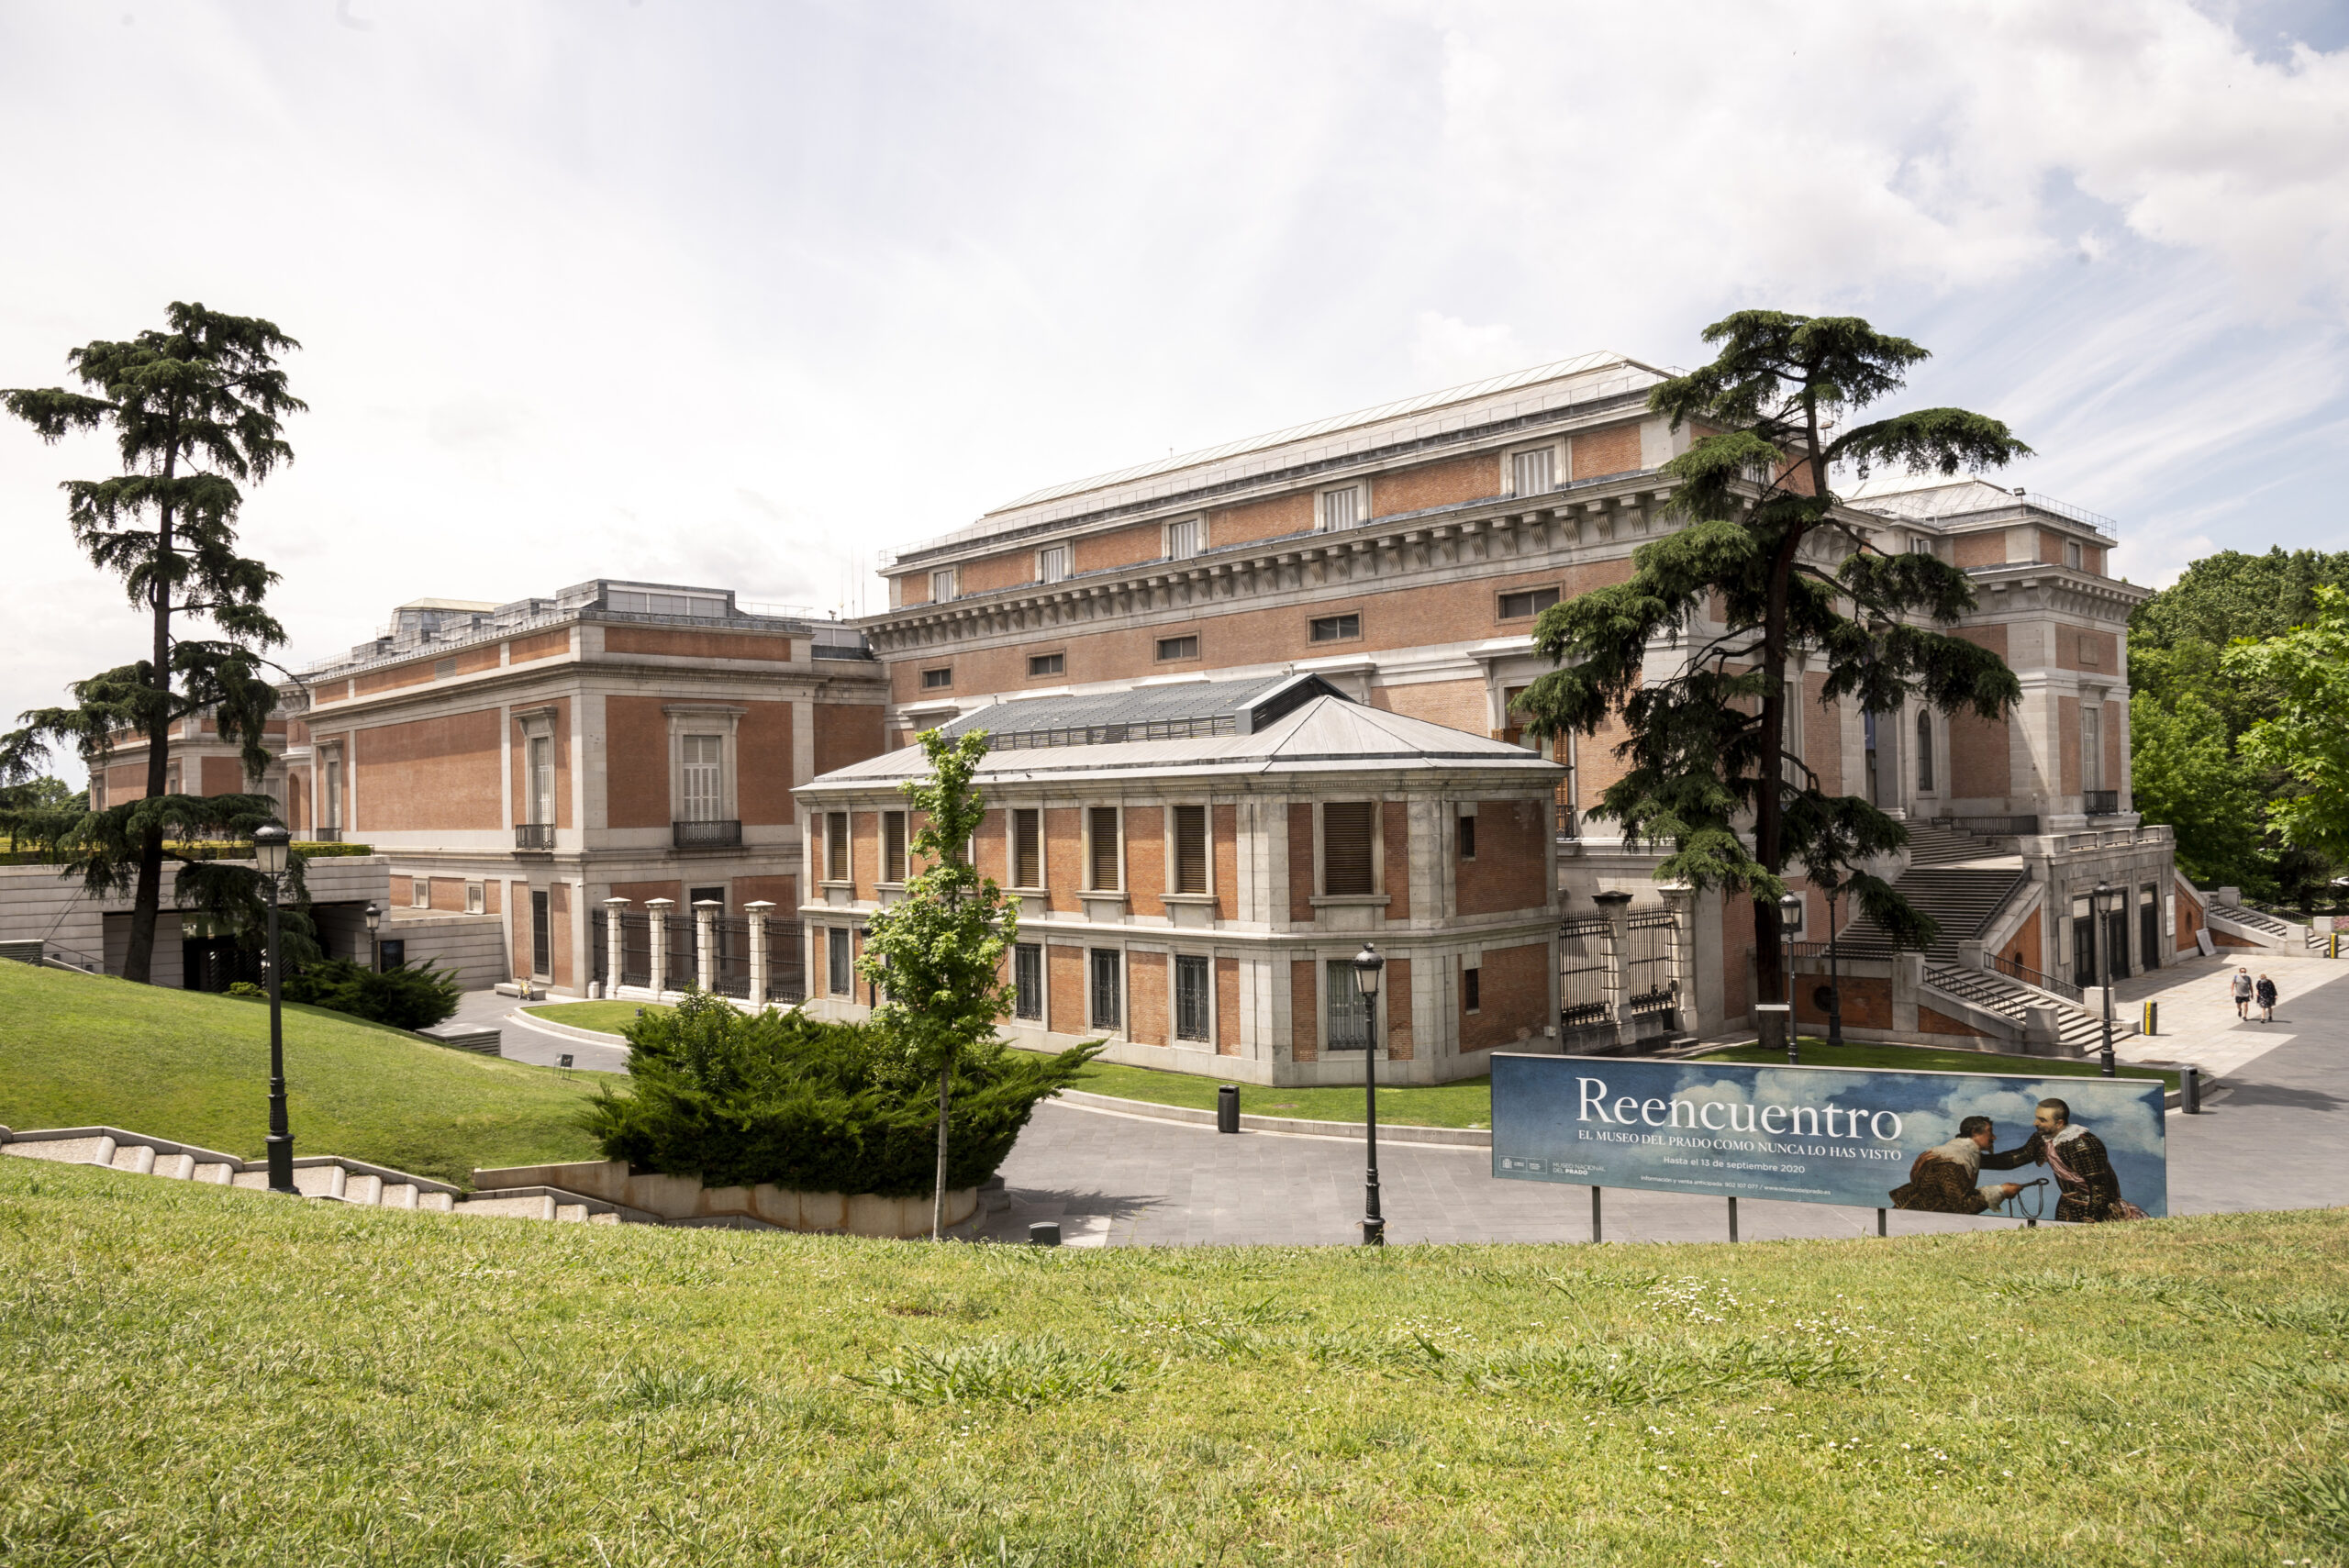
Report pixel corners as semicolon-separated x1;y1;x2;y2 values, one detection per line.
1013;807;1042;887
1166;518;1201;560
1458;812;1476;860
1087;806;1121;891
1321;802;1375;895
1014;942;1043;1020
826;812;850;882
1509;447;1554;496
921;666;952;690
681;734;722;821
1317;485;1362;531
530;891;551;977
1463;964;1481;1012
411;877;429;908
1497;587;1559;621
1028;652;1063;678
1175;954;1210;1041
465;882;484;914
883;811;907;883
1308;613;1359;643
1326;959;1372;1051
1171;805;1208;895
1038;545;1069;584
828;928;852;996
1088;948;1122;1030
1156;635;1198;662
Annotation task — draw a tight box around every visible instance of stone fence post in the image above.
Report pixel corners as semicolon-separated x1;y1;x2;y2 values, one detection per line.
1593;889;1635;1049
645;898;674;998
1660;882;1696;1032
694;899;721;994
603;897;629;994
743;900;775;1008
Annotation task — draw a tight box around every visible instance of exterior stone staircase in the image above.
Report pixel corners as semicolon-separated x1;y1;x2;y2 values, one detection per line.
1842;862;2032;962
0;1125;652;1224
1921;963;2121;1051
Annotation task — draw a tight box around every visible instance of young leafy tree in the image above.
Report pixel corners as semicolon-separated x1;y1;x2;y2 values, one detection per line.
0;303;304;982
856;727;1022;1240
2226;585;2349;872
1520;313;2028;1033
2128;687;2268;892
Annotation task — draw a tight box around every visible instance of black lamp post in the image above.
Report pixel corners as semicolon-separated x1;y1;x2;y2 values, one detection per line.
1353;941;1386;1247
2094;880;2119;1078
1824;881;1845;1049
363;901;381;972
1777;890;1805;1065
254;823;297;1195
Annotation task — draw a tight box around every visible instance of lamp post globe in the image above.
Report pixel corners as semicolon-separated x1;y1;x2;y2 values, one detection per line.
362;901;382;973
252;823;297;1194
1353;942;1386;1247
2093;881;2118;1077
1776;890;1805;1064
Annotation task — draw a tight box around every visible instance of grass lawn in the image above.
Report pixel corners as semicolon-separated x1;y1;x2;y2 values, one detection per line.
1069;1058;1494;1128
1704;1039;2183;1091
521;999;670;1037
3;1159;2344;1564
0;962;601;1186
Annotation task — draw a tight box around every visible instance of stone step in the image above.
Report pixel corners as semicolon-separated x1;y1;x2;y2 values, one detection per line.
110;1143;159;1175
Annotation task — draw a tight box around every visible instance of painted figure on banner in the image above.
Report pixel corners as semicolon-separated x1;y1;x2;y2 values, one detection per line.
1981;1097;2149;1222
1887;1116;2027;1215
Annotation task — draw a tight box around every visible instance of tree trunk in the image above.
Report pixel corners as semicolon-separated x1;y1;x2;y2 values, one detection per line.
931;1064;950;1242
125;443;179;986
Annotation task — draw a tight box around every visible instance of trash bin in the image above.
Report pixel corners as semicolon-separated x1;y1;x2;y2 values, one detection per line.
1216;1083;1241;1134
1028;1221;1062;1247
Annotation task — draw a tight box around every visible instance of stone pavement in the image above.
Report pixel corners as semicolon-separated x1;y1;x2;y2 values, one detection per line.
454;989;631;1073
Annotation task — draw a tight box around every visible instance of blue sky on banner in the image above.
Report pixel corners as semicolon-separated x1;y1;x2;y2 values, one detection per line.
1;2;2344;772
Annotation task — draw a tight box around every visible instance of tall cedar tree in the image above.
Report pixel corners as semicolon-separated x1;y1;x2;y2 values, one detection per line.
1519;314;2027;1029
855;728;1023;1240
0;304;305;982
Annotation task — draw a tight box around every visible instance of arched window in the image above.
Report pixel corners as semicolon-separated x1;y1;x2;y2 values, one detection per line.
1915;709;1935;793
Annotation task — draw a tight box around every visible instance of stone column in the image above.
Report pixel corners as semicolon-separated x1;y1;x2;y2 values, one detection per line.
645;898;674;999
1593;889;1635;1050
694;899;721;993
1659;882;1696;1033
744;900;775;1008
603;897;629;995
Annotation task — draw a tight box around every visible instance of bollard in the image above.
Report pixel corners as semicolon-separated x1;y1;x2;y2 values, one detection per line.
1028;1221;1062;1247
1876;1207;1887;1239
1216;1083;1241;1134
2183;1065;2201;1115
1590;1184;1603;1245
1728;1195;1739;1243
2143;1000;2158;1036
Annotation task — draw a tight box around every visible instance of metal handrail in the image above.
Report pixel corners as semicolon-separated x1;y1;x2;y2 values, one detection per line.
673;818;742;850
1988;951;2083;1006
2083;790;2121;816
515;823;555;851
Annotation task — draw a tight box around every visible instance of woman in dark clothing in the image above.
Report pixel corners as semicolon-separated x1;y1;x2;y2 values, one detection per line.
2256;973;2278;1023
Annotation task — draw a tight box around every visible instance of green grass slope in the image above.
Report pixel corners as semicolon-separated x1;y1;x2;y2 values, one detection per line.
0;962;599;1184
3;1158;2343;1566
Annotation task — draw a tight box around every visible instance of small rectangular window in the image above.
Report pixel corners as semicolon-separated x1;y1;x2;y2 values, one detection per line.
1509;447;1554;496
1322;802;1375;896
930;568;958;603
411;877;430;909
828;928;852;996
1013;807;1042;887
1166;518;1200;560
1038;545;1070;584
921;667;952;691
1175;954;1210;1042
1309;613;1361;644
1014;942;1043;1020
1326;959;1371;1051
2065;539;2083;570
1156;635;1198;662
1088;806;1121;891
1172;805;1208;894
1089;948;1123;1030
1497;587;1560;621
883;811;907;883
1028;652;1064;678
465;881;484;914
1458;813;1476;861
826;812;850;882
1464;965;1481;1013
1317;485;1362;531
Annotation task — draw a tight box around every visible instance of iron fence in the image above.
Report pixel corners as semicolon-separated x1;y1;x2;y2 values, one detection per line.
1990;951;2083;1005
1624;909;1678;1018
1559;915;1610;1029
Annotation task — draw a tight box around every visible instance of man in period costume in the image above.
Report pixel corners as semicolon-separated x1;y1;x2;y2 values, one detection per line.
1981;1098;2143;1222
1889;1116;2028;1214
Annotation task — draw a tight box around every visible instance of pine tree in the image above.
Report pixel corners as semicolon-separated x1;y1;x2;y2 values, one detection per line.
1;304;305;982
1519;312;2028;1040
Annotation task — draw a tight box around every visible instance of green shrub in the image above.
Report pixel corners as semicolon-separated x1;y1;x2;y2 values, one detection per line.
583;992;1096;1197
283;957;461;1030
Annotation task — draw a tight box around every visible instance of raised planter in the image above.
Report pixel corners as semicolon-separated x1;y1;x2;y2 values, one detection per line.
471;1158;977;1238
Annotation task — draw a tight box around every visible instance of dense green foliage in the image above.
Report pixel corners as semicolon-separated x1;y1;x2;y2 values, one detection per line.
584;993;1096;1197
0;302;306;984
2228;584;2349;871
6;1155;2349;1564
0;775;83;854
282;956;462;1031
0;960;596;1184
1520;312;2026;1016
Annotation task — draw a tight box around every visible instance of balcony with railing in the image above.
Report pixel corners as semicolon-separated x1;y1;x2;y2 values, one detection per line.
2083;789;2121;816
674;818;742;850
515;823;555;851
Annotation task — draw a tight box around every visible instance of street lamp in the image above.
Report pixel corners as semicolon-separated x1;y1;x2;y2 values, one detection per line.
1777;890;1805;1065
1353;941;1386;1247
253;823;296;1195
2094;880;2120;1077
362;901;381;973
1823;881;1845;1050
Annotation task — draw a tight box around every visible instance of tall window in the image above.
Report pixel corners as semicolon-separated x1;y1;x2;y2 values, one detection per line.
930;568;958;603
883;810;907;883
529;735;555;827
1038;545;1069;584
828;928;852;995
411;877;429;909
1088;948;1122;1030
2081;706;2102;793
1316;485;1362;531
1463;965;1481;1012
465;882;484;915
1326;959;1371;1051
1013;943;1043;1020
530;890;551;978
2065;539;2083;570
1166;518;1200;560
1915;710;1934;793
1175;954;1210;1042
826;812;850;882
1458;812;1477;861
681;735;722;821
1322;802;1375;895
323;756;342;831
1509;447;1554;496
1171;805;1208;895
1087;806;1121;891
1013;807;1042;887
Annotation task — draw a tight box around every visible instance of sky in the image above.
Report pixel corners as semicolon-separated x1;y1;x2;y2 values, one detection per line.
3;0;2345;781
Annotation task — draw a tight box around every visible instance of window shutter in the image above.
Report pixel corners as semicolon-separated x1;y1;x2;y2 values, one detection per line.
1089;806;1121;891
1014;808;1041;887
884;812;907;882
1173;805;1208;894
1322;802;1375;895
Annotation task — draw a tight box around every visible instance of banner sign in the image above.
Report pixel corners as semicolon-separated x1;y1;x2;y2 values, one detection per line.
1491;1053;2167;1220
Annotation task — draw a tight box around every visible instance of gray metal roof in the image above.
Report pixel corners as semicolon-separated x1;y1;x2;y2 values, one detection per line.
933;673;1348;751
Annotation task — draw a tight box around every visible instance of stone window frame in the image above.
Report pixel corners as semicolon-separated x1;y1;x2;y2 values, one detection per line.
1163;799;1215;901
514;705;561;829
1495;584;1561;623
1169;947;1216;1048
1081;804;1126;894
1154;632;1202;664
663;703;744;827
1314;481;1366;532
1502;437;1565;498
1163;515;1206;561
1006;805;1047;894
1318;947;1383;1058
1025;650;1066;680
1310;798;1387;906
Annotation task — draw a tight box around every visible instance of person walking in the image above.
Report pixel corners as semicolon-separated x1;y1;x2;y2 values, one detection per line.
2256;973;2278;1023
2232;966;2254;1019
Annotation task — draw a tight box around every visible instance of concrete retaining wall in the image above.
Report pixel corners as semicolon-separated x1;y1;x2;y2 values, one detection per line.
473;1158;977;1238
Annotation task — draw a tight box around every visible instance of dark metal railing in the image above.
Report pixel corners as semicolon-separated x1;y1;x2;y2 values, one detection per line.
307;827;343;842
1787;939;1898;962
1933;815;2039;837
515;823;555;851
673;818;741;849
2083;790;2120;817
1989;951;2084;1005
